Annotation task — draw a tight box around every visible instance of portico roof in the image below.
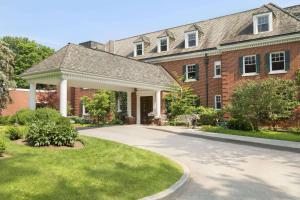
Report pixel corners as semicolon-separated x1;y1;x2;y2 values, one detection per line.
22;43;176;91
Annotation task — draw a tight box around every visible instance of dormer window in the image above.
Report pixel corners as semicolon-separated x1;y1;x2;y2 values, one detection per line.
134;42;144;57
158;37;169;53
185;31;198;48
253;13;273;34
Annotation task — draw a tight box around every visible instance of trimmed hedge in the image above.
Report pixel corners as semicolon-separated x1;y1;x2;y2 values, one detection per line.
227;118;252;131
196;106;224;126
0;116;10;125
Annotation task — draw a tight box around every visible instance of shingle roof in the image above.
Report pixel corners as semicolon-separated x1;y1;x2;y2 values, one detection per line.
285;5;300;19
113;3;300;59
22;43;176;87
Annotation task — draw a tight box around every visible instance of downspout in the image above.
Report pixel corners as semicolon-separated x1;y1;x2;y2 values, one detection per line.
204;53;209;107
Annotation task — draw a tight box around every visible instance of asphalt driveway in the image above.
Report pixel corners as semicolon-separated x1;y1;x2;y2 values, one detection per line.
80;125;300;200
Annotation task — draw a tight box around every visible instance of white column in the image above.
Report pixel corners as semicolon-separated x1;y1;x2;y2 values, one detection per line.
29;83;36;110
137;94;141;124
127;91;132;117
60;79;68;117
155;90;161;118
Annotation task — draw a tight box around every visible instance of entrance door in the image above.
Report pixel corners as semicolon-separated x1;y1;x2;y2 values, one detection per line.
140;96;153;125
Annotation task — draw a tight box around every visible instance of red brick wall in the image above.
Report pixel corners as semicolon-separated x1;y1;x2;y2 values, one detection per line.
158;41;300;108
0;89;57;116
222;41;300;106
158;55;222;107
70;88;96;116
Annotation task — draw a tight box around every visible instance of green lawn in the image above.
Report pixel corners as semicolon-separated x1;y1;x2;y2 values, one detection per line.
201;126;300;142
0;126;182;200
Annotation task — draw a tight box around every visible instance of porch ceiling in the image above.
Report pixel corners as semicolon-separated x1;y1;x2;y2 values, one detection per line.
22;43;177;91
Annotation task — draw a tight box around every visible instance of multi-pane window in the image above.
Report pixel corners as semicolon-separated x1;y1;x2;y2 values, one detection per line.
214;61;221;78
243;55;257;74
135;43;143;56
270;52;285;71
186;64;196;80
160;38;168;52
215;95;222;110
254;13;272;34
117;98;122;112
188;33;196;47
257;15;270;32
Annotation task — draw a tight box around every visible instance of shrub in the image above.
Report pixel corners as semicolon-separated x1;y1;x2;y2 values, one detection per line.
110;118;123;125
34;108;62;123
229;78;298;130
227;119;252;131
6;126;26;140
10;109;36;125
0;139;5;156
196;106;224;126
0;116;10;125
26;119;78;147
50;124;78;146
69;116;92;124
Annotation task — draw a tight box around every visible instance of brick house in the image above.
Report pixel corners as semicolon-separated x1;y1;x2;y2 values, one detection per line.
20;3;300;124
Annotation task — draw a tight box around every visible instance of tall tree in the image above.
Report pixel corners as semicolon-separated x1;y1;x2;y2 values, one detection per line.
2;36;54;88
0;40;15;110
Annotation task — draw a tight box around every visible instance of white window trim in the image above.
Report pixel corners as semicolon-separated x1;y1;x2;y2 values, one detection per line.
185;64;197;82
157;37;169;53
253;12;273;34
269;51;287;74
214;95;222;110
214;61;221;78
185;31;199;49
82;104;89;116
134;42;144;57
242;55;259;76
117;98;122;113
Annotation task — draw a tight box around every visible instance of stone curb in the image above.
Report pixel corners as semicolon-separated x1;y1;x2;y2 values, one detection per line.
139;159;190;200
146;127;300;153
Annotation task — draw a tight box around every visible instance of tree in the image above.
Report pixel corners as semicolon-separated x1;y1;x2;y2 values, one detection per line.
0;40;15;110
81;90;111;124
229;78;298;130
2;36;54;88
165;84;199;119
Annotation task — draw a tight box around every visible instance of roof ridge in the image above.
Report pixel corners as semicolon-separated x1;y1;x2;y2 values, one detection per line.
114;5;261;42
71;43;163;67
59;43;71;68
267;3;300;22
284;4;300;9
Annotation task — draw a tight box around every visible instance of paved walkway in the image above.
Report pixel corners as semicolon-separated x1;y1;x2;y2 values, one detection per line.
80;125;300;200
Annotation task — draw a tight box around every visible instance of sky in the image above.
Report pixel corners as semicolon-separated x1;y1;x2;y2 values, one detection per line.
0;0;299;50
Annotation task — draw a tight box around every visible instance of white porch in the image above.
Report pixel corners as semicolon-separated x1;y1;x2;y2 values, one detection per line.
22;43;175;124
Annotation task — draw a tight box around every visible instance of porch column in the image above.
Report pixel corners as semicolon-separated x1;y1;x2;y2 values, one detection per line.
60;79;68;117
29;83;36;110
127;91;132;117
155;90;161;118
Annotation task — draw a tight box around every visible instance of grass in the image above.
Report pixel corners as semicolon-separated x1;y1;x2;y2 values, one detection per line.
0;125;182;200
201;125;300;142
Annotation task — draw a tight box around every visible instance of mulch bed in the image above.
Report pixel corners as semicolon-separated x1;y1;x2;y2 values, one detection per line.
13;139;84;150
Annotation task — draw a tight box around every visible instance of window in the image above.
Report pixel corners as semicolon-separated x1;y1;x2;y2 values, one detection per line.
215;95;222;110
214;61;221;78
117;98;122;113
81;102;89;116
158;37;169;52
134;42;144;56
186;64;196;81
185;31;198;48
253;13;272;34
270;52;285;72
243;55;257;75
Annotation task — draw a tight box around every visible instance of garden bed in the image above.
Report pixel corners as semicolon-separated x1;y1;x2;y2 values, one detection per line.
201;126;300;142
0;126;182;200
12;139;84;149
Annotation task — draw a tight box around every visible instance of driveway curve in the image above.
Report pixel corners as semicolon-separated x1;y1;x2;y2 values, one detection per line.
80;125;300;200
